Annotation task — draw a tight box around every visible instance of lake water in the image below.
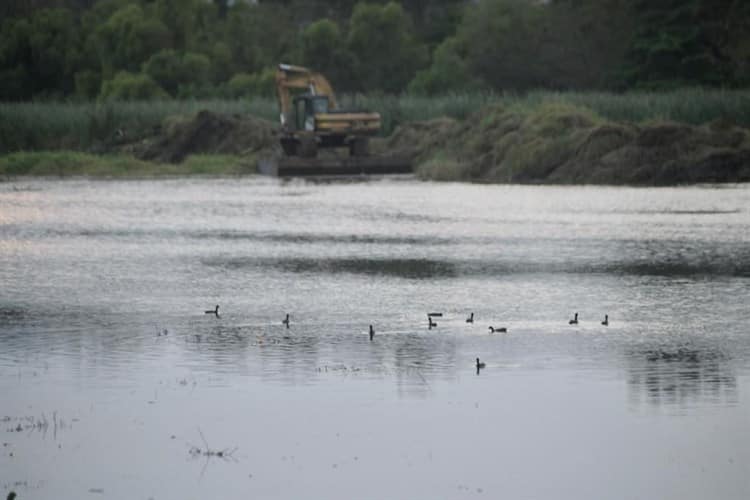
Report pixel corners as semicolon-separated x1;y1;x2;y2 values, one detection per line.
1;178;749;500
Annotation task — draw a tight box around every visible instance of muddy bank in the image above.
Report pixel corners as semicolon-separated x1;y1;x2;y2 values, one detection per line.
387;103;750;185
120;110;279;163
79;105;750;185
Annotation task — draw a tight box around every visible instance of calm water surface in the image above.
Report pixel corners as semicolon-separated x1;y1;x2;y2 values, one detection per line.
1;178;749;499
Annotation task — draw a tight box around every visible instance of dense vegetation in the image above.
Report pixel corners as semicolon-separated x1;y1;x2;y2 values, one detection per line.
5;91;749;184
1;0;749;102
4;89;750;153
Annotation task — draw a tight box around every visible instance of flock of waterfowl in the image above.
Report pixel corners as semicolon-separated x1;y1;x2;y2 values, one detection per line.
203;306;610;372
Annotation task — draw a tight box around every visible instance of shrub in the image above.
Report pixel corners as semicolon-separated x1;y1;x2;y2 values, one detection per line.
74;70;101;99
226;68;275;98
99;71;169;101
143;49;211;97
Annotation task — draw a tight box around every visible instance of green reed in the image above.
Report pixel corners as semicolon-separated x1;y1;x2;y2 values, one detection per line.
2;89;749;153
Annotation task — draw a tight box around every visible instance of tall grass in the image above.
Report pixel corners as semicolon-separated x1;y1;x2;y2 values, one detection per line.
2;89;750;153
517;88;750;126
340;92;498;133
0;99;277;153
347;88;750;131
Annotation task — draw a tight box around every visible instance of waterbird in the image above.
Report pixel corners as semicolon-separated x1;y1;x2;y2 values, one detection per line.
369;325;374;341
568;312;578;325
428;316;437;329
205;305;220;318
466;312;474;323
488;326;507;333
476;358;486;369
282;313;290;328
601;314;609;326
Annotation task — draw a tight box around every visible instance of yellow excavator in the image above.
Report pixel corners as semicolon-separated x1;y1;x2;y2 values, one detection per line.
258;63;411;176
276;63;379;158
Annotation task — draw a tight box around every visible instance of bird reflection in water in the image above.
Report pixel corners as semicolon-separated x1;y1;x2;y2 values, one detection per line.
627;345;737;410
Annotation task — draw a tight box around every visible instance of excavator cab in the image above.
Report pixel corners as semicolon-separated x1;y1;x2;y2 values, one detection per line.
292;95;329;132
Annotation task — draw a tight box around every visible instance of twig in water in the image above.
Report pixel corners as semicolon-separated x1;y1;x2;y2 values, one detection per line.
187;427;238;480
188;427;238;460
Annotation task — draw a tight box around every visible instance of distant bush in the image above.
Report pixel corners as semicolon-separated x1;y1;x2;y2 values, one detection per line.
142;49;211;97
226;69;275;98
94;4;171;79
347;2;428;93
74;70;101;99
408;37;484;95
99;71;169;101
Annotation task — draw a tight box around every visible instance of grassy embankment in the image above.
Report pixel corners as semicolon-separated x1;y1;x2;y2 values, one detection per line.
0;99;274;177
399;90;750;184
2;89;750;181
0;151;250;178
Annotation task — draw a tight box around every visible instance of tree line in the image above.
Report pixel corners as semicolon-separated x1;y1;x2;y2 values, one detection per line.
1;0;748;101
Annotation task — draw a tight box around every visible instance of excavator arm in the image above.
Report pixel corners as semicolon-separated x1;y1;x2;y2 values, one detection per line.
275;64;338;127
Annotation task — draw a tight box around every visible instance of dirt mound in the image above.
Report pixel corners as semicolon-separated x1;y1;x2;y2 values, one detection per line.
396;103;750;185
588;122;750;185
385;117;457;162
132;110;278;163
112;105;749;184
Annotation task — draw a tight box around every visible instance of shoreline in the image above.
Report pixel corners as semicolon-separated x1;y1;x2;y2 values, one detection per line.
3;94;750;186
2;148;749;186
387;103;750;186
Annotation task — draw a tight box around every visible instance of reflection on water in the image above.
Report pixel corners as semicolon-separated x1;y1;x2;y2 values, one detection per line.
627;344;738;410
177;321;463;396
0;224;456;246
203;251;750;280
249;256;458;279
626;209;742;215
608;238;750;277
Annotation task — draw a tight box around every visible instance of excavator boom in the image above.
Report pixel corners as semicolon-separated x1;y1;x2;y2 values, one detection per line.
275;64;338;127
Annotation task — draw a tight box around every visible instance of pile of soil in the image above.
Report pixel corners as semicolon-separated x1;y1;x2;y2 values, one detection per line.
384;117;458;163
391;103;750;185
115;106;750;185
127;110;278;163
